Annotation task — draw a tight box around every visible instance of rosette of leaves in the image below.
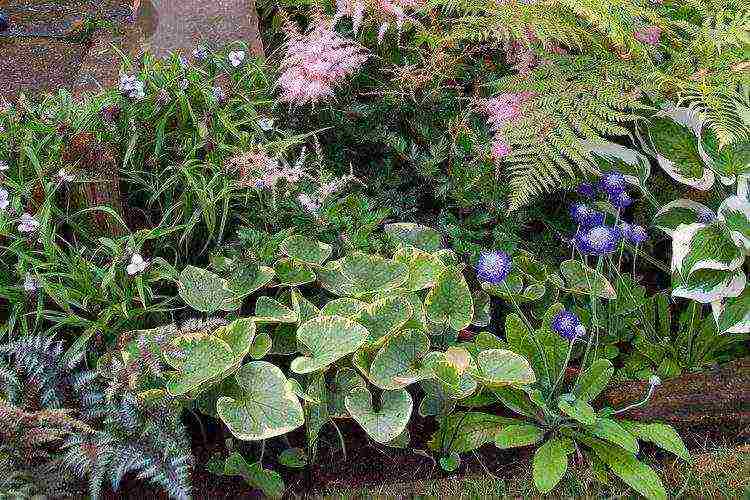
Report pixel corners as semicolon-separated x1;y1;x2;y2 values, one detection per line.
486;305;691;498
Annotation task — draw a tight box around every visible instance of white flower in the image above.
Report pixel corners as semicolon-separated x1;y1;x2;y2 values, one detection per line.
18;213;40;233
127;253;149;276
0;160;8;171
58;169;75;183
0;188;9;210
228;50;246;68
24;273;39;292
257;117;274;131
648;375;662;387
297;193;320;213
119;74;146;100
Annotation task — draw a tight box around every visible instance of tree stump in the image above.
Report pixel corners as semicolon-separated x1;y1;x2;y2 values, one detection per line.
604;357;750;430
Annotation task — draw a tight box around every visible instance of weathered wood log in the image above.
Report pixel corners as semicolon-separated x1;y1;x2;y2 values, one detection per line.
604;357;750;429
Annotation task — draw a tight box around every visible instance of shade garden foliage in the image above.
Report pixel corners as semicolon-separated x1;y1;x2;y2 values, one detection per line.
1;0;749;498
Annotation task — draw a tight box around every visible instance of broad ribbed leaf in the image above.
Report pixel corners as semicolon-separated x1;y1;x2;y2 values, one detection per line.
573;359;613;403
494;424;545;449
533;438;574;494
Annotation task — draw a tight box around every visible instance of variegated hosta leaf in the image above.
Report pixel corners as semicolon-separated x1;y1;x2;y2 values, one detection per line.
217;361;304;440
384;223;443;252
653;199;715;236
645;106;715;190
166;337;236;396
393;245;445;291
290;316;369;374
279;234;332;265
328;368;367;418
317;253;409;298
320;297;367;318
354;295;414;343
671;223;744;276
254;296;298;324
214;318;257;360
274;258;316;286
344;387;413;444
673;266;746;304
711;286;750;333
583;140;651;186
178;265;239;313
718;195;750;250
560;260;616;299
469;349;536;388
228;265;275;299
369;329;432;390
702;130;750;181
425;267;474;331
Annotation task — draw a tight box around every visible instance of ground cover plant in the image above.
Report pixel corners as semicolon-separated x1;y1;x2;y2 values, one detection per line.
0;0;749;498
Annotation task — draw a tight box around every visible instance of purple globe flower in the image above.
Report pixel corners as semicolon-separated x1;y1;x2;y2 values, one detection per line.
576;183;596;199
569;203;605;228
621;223;649;245
696;207;716;223
610;190;633;210
576;225;621;255
598;171;626;197
477;251;512;284
552;310;585;341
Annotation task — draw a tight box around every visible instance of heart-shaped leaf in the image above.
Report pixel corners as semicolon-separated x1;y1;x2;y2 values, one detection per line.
317;253;409;298
471;349;536;387
345;387;413;444
291;316;369;374
274;258;316;286
354;295;413;343
178;265;239;313
327;368;367;418
166;337;236;396
384;223;443;252
254;296;298;324
217;361;304;440
369;329;431;390
320;297;367;318
425;267;474;331
393;245;444;291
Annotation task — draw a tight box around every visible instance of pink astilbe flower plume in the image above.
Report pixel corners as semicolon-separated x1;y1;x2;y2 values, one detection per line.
481;91;536;164
278;15;369;106
334;0;425;40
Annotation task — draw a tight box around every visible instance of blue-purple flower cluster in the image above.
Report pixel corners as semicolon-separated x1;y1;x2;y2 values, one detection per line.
477;250;512;285
570;171;649;255
552;309;585;341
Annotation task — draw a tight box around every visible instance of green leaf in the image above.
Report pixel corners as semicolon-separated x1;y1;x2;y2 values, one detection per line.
589;440;667;500
393;244;444;291
254;296;298;324
558;396;597;426
291;289;319;323
291;316;370;374
573;359;613;403
713;287;750;334
718;195;750;250
495;424;545;449
654;199;714;236
178;265;238;313
274;258;316;286
384;223;443;252
354;295;413;343
588;418;639;454
418;379;458;417
248;332;272;359
224;452;285;497
279;235;332;265
278;448;308;468
320;297;367;318
317;253;409;298
428;412;521;454
425;267;474;331
621;422;691;462
560;260;616;299
532;438;574;494
439;453;461;472
471;349;536;387
228;265;275;299
327;368;367;418
471;290;491;327
369;329;431;390
217;361;304;441
345;387;413;444
166;337;235;396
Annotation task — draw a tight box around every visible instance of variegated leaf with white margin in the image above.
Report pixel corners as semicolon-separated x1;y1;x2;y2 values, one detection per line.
646;105;715;190
673;267;746;304
718;195;750;251
392;244;445;291
711;286;750;333
670;223;744;275
582;140;651;186
653;199;715;236
316;253;409;298
291;316;370;374
354;295;413;344
217;361;304;441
